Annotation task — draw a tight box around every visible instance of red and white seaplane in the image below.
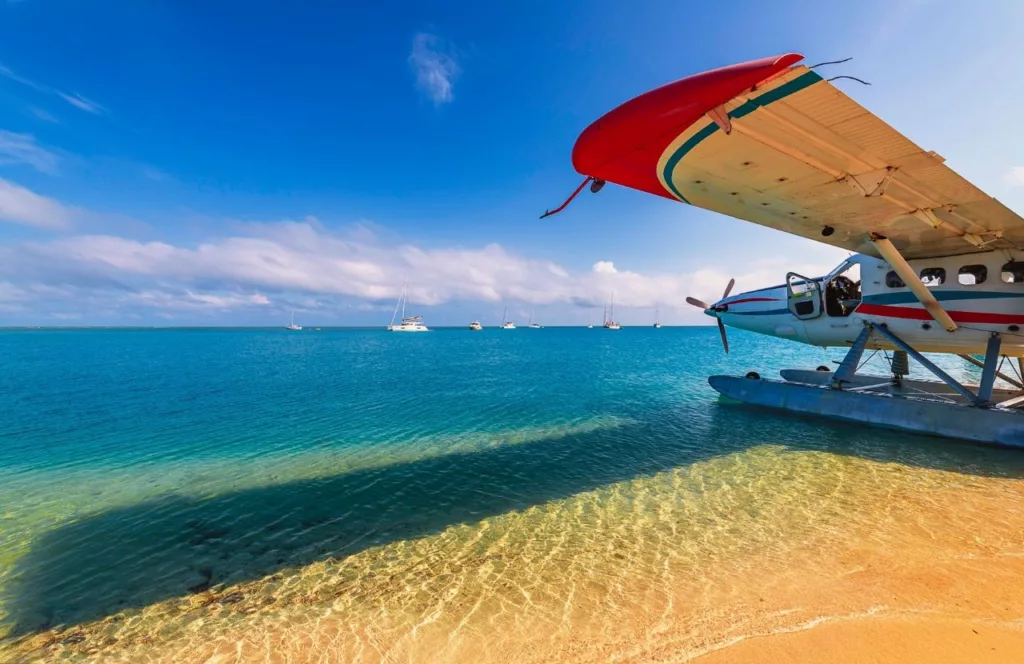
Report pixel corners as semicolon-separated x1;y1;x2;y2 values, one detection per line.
544;53;1024;447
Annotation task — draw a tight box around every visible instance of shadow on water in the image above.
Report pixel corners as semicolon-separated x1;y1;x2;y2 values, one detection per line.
6;402;1024;637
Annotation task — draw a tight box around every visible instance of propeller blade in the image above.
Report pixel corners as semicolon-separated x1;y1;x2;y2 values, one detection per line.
717;318;729;354
686;296;711;310
723;278;735;299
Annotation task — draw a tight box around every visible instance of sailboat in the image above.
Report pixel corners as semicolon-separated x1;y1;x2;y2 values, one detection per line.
527;308;542;329
387;279;429;332
500;306;516;329
285;311;302;331
603;293;621;330
653;306;662;328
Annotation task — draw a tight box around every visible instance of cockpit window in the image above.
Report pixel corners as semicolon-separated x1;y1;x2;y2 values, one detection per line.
1002;261;1024;284
958;265;987;286
919;267;945;287
885;271;905;288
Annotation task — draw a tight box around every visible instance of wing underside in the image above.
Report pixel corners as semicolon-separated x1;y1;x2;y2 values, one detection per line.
573;57;1024;260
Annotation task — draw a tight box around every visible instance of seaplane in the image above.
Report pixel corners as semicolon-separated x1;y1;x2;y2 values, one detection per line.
543;53;1024;447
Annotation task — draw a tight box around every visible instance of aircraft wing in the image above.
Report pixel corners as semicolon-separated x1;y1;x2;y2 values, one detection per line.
570;54;1023;259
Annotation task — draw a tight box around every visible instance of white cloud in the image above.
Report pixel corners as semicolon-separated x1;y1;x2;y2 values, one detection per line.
0;217;844;321
0;131;60;173
0;182;851;322
408;32;460;105
0;177;72;229
0;64;106;115
1004;166;1024;187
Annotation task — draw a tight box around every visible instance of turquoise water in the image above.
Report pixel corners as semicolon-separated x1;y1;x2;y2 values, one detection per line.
1;327;1022;662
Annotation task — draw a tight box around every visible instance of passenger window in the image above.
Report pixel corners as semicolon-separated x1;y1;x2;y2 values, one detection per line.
958;265;987;286
1002;261;1024;284
919;267;945;287
885;271;905;288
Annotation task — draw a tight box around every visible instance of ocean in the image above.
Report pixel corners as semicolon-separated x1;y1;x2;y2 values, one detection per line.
2;327;1023;663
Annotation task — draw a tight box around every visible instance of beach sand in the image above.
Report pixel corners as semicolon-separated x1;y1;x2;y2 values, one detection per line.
5;446;1024;663
694;617;1024;664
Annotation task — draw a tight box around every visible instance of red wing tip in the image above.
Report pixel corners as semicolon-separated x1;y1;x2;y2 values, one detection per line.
570;52;808;180
774;53;804;67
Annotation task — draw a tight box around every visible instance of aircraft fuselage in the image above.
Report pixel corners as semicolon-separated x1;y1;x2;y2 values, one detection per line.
708;252;1024;357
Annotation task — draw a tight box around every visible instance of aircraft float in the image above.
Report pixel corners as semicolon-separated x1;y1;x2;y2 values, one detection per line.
544;53;1024;447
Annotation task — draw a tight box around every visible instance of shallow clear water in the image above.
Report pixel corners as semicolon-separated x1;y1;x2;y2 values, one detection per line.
1;327;1023;662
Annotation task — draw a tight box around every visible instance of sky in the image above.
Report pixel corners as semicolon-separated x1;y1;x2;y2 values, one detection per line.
0;0;1022;326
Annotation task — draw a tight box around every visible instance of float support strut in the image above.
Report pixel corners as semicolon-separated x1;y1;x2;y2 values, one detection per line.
832;326;872;387
870;324;978;404
958;353;1023;390
978;334;1002;404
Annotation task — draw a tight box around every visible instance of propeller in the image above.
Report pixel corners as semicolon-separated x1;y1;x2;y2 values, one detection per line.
685;278;736;354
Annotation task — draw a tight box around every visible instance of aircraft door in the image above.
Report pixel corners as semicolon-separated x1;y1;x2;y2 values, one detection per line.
786;272;822;320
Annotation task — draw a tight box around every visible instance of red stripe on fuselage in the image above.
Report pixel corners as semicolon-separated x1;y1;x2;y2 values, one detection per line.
855;303;1024;325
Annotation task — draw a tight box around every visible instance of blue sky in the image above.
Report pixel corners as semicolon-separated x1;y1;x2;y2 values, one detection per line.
0;0;1022;326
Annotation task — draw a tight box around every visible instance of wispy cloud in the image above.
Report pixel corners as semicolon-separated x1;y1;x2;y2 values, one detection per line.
29;107;59;123
0;64;106;115
56;92;105;115
0;131;60;173
0;177;73;229
1004;166;1024;188
408;32;460;106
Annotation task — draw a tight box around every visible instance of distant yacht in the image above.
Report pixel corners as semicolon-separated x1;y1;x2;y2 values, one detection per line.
527;309;542;329
500;307;516;330
285;311;302;331
603;294;621;330
469;320;483;331
653;307;662;329
387;279;429;332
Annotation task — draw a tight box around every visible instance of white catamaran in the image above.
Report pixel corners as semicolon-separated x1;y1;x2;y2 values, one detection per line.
527;308;542;329
500;307;516;329
388;279;429;332
285;311;302;331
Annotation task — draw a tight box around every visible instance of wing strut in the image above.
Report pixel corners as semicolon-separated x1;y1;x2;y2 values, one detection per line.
870;234;957;332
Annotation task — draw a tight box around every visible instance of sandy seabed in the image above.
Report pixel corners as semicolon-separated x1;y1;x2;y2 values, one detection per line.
5;444;1024;664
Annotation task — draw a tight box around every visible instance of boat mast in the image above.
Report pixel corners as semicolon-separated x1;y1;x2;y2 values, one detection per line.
401;277;407;320
389;280;404;327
